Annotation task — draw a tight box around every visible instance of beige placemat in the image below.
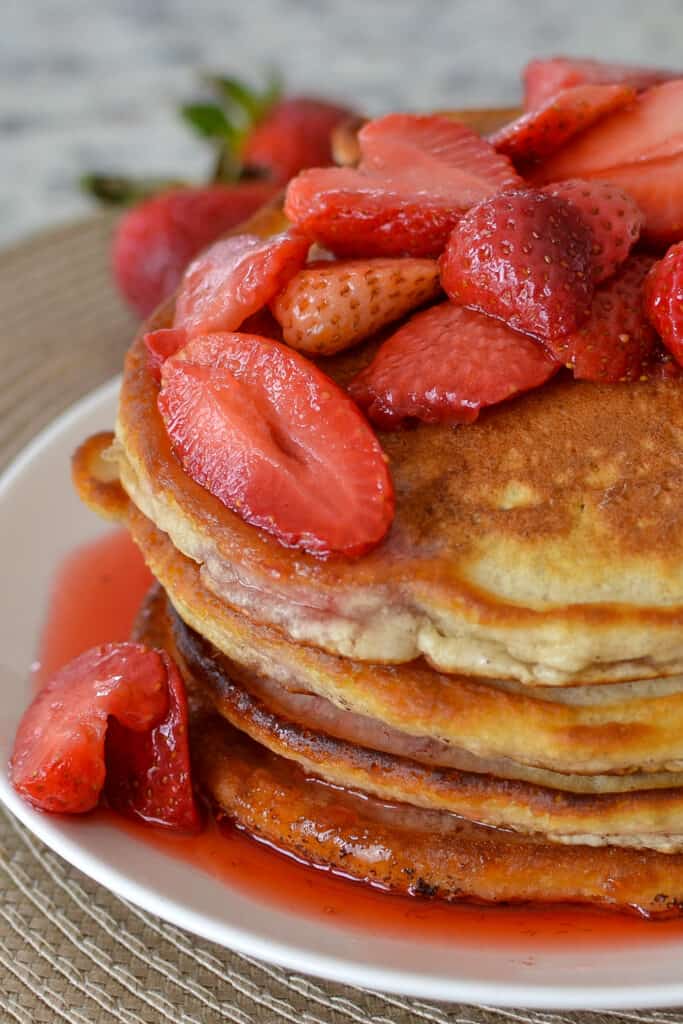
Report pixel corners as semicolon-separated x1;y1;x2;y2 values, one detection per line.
0;214;674;1024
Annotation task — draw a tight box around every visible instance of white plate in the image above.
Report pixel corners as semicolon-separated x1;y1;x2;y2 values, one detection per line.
2;377;683;1011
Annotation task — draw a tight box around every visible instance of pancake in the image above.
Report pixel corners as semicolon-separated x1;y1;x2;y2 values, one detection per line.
70;437;683;781
115;293;683;686
133;586;683;912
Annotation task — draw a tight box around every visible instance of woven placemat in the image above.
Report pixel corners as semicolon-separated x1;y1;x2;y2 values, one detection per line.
0;214;675;1024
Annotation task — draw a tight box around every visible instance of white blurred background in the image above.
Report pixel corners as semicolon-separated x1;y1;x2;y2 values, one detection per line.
2;0;682;245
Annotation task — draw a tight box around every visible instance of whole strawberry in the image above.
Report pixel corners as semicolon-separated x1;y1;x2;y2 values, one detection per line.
440;189;594;340
87;71;356;318
242;97;354;184
112;182;277;317
644;241;683;367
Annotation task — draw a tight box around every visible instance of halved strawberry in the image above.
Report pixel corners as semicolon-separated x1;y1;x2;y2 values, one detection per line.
644;241;683;367
543;179;643;282
348;302;559;429
271;257;440;355
491;84;635;165
158;332;394;557
173;230;310;337
144;328;188;382
9;643;195;828
105;653;201;832
524;57;678;110
544;254;657;381
112;183;279;318
439;190;594;340
284;114;521;258
529;82;683;244
530;81;683;180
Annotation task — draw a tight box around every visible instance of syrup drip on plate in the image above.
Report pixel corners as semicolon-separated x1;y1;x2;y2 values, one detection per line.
33;528;683;948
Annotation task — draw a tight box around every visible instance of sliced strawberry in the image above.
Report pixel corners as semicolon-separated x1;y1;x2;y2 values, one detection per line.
105;653;201;832
530;81;683;179
491;84;635;165
524;57;679;110
284;114;521;258
543;179;642;282
158;332;394;557
112;183;278;318
644;241;683;367
173;230;310;337
545;254;657;381
439;190;594;340
571;156;683;245
271;257;440;355
144;328;188;382
348;302;559;429
242;97;354;184
10;643;167;814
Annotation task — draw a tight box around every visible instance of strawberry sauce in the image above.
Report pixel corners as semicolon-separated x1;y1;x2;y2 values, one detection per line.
32;529;683;948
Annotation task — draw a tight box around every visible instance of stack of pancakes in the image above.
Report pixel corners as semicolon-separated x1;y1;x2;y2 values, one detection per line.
73;153;683;919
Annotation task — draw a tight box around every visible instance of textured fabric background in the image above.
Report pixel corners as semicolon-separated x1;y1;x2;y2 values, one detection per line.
3;2;683;1019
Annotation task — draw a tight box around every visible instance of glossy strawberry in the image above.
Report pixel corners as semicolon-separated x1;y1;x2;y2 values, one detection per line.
349;302;559;428
530;82;683;242
491;84;635;165
144;328;188;382
523;57;678;110
105;653;201;832
285;114;521;258
242;97;354;184
545;255;657;381
440;190;594;340
112;183;278;318
543;179;643;282
159;332;394;557
644;242;683;367
271;257;440;355
10;644;168;813
174;230;310;337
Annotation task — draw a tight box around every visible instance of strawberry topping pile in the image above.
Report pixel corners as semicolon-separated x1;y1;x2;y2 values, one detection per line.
108;56;683;567
284;113;522;257
10;643;200;831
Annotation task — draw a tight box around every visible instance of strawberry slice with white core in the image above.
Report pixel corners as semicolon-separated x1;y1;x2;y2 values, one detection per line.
349;302;560;429
285;114;521;258
158;332;395;557
174;230;310;338
9;642;199;833
271;257;441;355
523;57;679;110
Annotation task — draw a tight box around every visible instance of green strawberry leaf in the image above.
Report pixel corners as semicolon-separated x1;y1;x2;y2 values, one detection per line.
80;173;187;206
180;102;240;143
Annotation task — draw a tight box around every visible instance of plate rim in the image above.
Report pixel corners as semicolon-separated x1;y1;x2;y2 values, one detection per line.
2;376;683;1010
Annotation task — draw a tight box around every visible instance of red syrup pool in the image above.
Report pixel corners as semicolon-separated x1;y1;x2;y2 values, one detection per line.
30;527;683;948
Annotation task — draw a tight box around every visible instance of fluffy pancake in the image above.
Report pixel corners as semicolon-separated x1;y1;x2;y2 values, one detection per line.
165;593;683;850
115;308;683;685
69;438;683;781
134;586;683;912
